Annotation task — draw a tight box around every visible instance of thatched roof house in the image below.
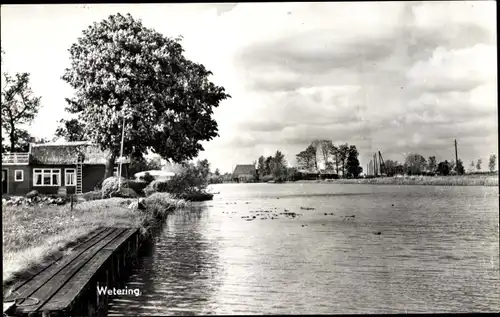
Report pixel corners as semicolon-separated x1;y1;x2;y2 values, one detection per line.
30;141;130;165
232;164;257;182
233;164;256;176
2;141;131;196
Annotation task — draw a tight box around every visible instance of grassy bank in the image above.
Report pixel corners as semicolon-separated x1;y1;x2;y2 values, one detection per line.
296;174;499;186
2;193;187;293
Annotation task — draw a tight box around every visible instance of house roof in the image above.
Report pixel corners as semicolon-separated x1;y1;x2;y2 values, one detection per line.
233;164;256;176
298;169;319;174
30;142;129;165
320;169;337;174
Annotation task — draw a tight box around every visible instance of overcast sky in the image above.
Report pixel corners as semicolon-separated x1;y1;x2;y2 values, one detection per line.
1;2;497;173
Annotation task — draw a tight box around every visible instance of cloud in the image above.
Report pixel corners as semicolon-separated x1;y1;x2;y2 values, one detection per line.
406;44;496;93
1;2;497;173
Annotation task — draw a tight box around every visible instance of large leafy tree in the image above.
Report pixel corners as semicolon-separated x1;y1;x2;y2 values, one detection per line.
1;48;42;152
62;13;230;178
54;118;87;141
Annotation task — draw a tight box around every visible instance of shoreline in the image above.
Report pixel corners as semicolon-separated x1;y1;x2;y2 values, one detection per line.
294;175;499;187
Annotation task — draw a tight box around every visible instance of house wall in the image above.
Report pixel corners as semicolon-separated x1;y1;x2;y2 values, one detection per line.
2;165;32;196
3;163;129;196
82;165;105;193
82;164;129;193
233;173;256;182
31;164;78;195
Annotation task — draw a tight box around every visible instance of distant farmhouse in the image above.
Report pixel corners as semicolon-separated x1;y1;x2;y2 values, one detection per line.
232;164;257;183
2;141;129;196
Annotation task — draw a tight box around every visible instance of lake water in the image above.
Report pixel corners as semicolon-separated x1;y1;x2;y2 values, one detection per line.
108;183;499;315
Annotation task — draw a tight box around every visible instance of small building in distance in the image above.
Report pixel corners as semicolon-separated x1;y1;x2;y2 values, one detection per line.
319;169;339;179
232;164;257;183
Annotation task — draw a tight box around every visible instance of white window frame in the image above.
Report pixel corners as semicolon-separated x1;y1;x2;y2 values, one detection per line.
14;170;24;182
33;169;61;187
65;168;76;186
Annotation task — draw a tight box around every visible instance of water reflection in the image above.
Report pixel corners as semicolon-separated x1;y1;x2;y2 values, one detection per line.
108;207;223;316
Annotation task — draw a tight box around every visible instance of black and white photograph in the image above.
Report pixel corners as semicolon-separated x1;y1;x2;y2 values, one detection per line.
1;1;498;315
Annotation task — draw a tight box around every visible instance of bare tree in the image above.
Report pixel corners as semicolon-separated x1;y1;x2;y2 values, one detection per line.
1;68;41;152
319;140;334;170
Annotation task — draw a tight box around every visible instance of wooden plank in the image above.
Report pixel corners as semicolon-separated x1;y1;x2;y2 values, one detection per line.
102;228;139;251
38;249;114;312
40;228;141;313
19;228;126;314
3;301;15;314
5;227;110;301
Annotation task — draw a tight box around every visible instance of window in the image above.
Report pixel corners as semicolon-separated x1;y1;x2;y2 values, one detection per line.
113;166;118;177
14;170;24;182
33;169;61;186
65;169;76;186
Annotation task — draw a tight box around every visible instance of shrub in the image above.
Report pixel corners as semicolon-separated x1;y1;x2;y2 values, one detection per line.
143;183;156;197
143;180;170;196
115;187;139;198
260;175;274;182
26;190;40;199
80;190;103;201
93;179;103;191
178;191;214;201
141;172;155;184
101;176;126;198
123;180;149;195
143;192;187;218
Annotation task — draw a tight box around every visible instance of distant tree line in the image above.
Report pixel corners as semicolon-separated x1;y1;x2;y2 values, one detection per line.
295;140;362;178
382;153;497;176
247;140;363;183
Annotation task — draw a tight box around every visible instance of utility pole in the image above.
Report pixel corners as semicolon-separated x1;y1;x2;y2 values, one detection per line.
455;139;459;173
118;114;126;189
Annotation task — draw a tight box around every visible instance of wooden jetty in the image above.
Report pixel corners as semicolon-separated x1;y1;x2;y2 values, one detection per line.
3;227;140;317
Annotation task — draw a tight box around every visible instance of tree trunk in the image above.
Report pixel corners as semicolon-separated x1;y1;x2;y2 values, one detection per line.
9;124;15;152
104;152;117;180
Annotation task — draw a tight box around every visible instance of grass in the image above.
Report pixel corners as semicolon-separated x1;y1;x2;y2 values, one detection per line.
298;174;499;186
2;193;187;295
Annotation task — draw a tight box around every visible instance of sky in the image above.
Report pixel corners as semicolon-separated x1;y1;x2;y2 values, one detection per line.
1;2;497;174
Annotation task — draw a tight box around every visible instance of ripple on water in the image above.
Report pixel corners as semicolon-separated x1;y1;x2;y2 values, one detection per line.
108;184;500;315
